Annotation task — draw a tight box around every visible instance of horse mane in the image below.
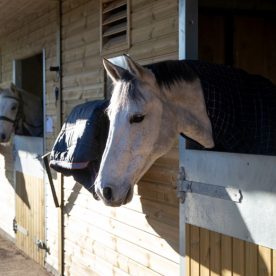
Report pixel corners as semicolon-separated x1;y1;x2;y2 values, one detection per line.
145;60;197;89
107;60;197;114
106;78;146;116
0;87;20;99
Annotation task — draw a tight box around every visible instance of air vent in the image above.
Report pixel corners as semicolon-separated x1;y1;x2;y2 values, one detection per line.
100;0;130;53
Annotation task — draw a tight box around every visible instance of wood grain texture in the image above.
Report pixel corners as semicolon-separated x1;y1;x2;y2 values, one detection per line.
15;172;45;266
210;231;221;276
61;0;179;275
245;242;258;276
185;226;276;276
190;225;200;276
258;246;272;276
221;235;232;276
200;228;210;276
1;2;276;276
0;2;58;272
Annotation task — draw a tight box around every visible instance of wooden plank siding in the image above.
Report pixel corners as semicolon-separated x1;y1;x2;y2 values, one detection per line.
0;1;275;276
0;5;56;240
186;225;276;276
0;2;60;274
60;2;276;276
0;144;15;238
184;11;276;276
15;172;45;266
61;0;179;275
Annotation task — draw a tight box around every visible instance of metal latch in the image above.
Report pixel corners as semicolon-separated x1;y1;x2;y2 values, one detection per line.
177;167;187;203
34;238;50;253
177;167;243;203
13;218;17;233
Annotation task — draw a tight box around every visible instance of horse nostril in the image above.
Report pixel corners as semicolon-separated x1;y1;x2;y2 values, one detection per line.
1;133;6;141
103;187;112;201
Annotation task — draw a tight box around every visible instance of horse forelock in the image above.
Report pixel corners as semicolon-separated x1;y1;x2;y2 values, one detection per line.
107;79;145;117
0;87;20;100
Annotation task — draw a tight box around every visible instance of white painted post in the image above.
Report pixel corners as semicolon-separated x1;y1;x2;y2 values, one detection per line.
178;0;198;274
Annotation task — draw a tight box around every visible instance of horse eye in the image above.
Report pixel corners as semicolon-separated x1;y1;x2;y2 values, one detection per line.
11;105;17;111
130;114;145;124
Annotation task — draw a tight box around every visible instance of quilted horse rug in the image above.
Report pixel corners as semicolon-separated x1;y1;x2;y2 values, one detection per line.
49;100;109;198
184;60;276;155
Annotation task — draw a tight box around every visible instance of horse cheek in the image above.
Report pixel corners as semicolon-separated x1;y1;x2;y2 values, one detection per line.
101;124;131;178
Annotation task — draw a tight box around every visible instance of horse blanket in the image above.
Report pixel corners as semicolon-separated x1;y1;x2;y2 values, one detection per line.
49;100;109;198
186;60;276;155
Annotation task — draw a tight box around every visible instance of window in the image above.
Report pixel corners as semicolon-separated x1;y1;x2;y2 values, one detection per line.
100;0;130;54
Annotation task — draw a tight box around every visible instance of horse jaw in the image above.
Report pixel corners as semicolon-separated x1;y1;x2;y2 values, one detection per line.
123;55;214;148
169;79;214;148
0;91;17;143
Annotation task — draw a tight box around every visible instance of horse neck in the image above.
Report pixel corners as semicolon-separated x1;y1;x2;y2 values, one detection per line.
18;88;41;115
164;79;214;148
17;88;43;134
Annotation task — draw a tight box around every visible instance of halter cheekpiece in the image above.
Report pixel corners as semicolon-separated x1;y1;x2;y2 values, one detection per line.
0;95;21;125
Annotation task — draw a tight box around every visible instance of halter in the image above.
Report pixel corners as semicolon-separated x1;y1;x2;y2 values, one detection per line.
0;91;43;136
0;95;21;125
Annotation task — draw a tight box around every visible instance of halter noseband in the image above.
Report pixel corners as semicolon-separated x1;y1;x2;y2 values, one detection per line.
0;93;42;135
0;95;21;125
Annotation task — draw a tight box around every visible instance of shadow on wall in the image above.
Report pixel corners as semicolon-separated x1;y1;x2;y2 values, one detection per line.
55;146;273;275
138;168;180;254
64;182;82;216
0;143;30;209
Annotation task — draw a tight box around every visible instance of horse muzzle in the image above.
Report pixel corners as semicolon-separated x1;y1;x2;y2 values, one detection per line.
0;132;6;142
96;184;133;207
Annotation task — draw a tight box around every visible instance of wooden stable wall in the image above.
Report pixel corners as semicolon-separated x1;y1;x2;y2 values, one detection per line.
185;225;276;276
0;2;61;274
58;1;276;275
15;172;45;266
62;0;180;275
0;144;14;238
0;1;275;276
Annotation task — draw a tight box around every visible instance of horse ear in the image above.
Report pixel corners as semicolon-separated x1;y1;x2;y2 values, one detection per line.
124;54;153;81
103;58;127;83
10;83;17;94
124;55;143;77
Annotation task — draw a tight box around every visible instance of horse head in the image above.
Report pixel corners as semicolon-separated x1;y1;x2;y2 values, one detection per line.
0;83;20;143
94;56;182;206
95;56;215;206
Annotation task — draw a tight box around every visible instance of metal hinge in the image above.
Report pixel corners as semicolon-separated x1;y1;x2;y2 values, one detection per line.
13;218;28;236
177;167;243;203
13;218;49;253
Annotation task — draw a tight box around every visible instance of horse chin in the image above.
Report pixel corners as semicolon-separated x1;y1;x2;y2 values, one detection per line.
123;186;133;205
0;133;13;145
